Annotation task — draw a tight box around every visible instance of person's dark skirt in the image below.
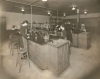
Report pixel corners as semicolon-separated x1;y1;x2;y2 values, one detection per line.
67;30;72;42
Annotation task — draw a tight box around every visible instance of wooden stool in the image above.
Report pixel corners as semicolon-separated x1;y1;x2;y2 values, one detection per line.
9;41;19;56
16;48;30;73
9;33;19;56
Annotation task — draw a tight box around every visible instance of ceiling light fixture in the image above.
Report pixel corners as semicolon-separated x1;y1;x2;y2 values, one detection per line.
47;11;51;15
84;10;88;14
48;12;50;14
42;0;47;2
72;6;75;10
84;11;87;14
21;8;25;12
63;13;66;16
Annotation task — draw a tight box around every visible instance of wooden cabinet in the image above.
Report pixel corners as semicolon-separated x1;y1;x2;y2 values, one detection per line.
28;39;70;75
78;32;91;49
72;32;91;49
46;39;70;75
72;33;79;47
28;41;45;69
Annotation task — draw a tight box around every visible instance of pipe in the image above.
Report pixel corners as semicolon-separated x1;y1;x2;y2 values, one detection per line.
31;5;32;29
29;0;40;5
57;10;58;24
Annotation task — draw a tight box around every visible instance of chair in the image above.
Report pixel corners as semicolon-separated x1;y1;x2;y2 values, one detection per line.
16;36;30;73
9;33;19;56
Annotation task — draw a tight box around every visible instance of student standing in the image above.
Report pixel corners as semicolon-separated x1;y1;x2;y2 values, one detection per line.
64;21;72;42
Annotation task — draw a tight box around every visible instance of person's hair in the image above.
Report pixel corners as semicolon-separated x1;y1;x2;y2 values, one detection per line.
12;25;16;28
33;22;36;24
23;20;29;24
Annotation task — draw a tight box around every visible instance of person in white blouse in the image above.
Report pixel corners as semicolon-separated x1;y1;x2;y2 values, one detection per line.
80;23;86;32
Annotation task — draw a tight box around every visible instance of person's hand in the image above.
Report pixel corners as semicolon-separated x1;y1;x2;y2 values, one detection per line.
71;30;73;34
84;29;86;32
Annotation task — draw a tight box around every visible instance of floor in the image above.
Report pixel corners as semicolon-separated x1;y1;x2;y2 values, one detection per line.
0;34;100;79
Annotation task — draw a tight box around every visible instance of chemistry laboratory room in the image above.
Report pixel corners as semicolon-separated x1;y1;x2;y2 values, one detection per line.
0;0;100;79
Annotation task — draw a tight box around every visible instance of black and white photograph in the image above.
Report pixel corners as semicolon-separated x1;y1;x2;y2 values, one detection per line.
0;0;100;79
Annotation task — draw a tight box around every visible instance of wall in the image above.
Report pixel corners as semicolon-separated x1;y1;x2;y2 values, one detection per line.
0;11;50;41
0;17;13;42
61;13;100;19
1;12;50;30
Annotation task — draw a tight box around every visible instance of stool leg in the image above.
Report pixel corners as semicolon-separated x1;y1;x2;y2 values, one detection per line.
10;44;14;56
10;44;12;54
28;56;30;68
16;53;23;73
17;44;19;55
10;43;12;55
10;48;12;55
69;46;71;55
9;41;11;49
27;53;30;68
19;56;22;73
16;53;19;67
12;49;14;56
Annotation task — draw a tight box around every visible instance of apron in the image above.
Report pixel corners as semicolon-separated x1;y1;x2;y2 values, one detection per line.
65;24;72;42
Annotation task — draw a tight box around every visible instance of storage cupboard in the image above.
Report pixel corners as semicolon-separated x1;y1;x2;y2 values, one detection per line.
78;32;91;49
28;40;46;69
46;39;70;75
72;33;79;47
28;39;70;75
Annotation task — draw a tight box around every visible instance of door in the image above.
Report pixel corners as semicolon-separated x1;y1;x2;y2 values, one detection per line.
0;17;6;47
0;18;1;49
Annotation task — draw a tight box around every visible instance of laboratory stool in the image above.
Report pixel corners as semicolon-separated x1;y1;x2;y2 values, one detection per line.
9;41;19;56
16;48;30;73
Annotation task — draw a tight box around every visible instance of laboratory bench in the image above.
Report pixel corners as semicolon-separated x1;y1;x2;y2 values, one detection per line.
72;32;91;49
27;36;70;75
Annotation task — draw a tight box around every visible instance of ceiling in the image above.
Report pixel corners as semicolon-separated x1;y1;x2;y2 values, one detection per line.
0;0;100;16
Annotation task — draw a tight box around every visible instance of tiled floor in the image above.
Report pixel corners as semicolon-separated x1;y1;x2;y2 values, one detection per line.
0;34;100;79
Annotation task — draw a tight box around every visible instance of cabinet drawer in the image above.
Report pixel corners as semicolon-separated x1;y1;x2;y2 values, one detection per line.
87;37;91;41
36;58;42;66
72;35;78;39
58;44;68;56
79;34;87;39
73;39;78;47
79;33;90;39
35;53;42;60
58;55;64;71
58;47;63;56
64;54;69;64
79;38;87;43
29;46;37;53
